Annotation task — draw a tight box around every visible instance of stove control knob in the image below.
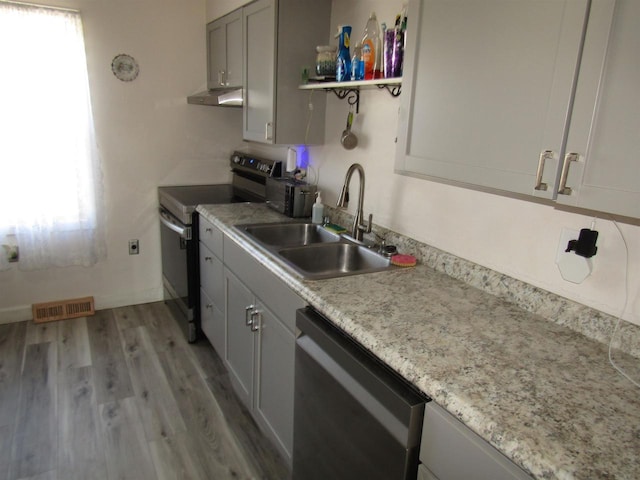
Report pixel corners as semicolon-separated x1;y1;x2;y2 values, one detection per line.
232;154;241;164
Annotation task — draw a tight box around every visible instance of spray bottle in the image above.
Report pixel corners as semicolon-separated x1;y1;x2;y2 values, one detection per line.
335;25;352;82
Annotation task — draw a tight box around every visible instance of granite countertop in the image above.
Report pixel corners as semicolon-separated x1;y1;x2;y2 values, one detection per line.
197;203;640;480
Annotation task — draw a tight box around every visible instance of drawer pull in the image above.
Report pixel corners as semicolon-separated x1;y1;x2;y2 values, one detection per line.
558;152;578;195
205;256;213;262
534;150;553;191
245;305;255;325
250;310;261;332
206;303;213;310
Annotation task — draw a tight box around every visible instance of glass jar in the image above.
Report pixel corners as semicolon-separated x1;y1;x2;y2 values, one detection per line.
316;45;337;77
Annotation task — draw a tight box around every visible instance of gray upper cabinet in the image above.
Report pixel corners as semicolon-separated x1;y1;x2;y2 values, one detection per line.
396;0;639;219
395;0;589;199
558;0;640;218
207;8;242;89
242;0;331;144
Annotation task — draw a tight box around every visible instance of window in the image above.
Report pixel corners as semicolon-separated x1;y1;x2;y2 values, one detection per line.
0;1;104;270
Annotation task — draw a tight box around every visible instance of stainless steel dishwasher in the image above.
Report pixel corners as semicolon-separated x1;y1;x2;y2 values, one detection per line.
293;307;429;480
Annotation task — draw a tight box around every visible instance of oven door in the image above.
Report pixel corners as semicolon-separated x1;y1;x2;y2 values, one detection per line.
159;207;197;341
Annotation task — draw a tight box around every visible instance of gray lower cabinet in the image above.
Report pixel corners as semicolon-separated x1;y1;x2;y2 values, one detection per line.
420;402;532;480
224;269;256;408
223;234;305;465
199;217;226;357
200;287;225;358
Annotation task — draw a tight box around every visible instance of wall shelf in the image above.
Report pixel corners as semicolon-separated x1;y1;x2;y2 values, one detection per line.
299;78;402;113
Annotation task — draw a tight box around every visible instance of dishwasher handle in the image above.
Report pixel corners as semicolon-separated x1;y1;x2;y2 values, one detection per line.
159;208;191;240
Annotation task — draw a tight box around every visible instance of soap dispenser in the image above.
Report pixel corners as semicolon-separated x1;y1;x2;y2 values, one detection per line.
312;191;324;224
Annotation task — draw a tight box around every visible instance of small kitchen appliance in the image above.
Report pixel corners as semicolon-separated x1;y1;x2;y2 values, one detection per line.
266;177;317;218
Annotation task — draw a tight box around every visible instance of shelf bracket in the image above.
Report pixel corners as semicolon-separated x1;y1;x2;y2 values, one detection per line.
326;88;360;113
378;84;402;97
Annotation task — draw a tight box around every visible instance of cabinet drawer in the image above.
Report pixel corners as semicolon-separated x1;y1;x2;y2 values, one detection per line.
200;288;225;358
224;234;305;333
200;241;225;312
199;216;223;259
420;402;531;480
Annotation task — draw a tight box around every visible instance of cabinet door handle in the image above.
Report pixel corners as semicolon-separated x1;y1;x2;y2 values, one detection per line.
205;227;213;233
245;305;255;325
534;150;553;191
250;310;261;332
204;256;212;262
218;70;225;86
265;122;273;141
206;303;213;310
558;152;578;195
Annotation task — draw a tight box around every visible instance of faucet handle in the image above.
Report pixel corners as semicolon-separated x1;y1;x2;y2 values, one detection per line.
358;213;373;234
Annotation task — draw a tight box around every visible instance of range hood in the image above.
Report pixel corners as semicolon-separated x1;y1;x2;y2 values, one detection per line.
187;87;243;107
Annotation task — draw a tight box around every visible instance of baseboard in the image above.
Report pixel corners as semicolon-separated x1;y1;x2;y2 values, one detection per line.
0;287;164;325
93;287;164;312
0;305;32;325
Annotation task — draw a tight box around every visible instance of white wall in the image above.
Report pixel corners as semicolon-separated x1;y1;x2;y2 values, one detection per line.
307;0;640;326
0;0;244;322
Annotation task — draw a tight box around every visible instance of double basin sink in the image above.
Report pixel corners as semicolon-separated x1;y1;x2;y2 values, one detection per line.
234;222;394;280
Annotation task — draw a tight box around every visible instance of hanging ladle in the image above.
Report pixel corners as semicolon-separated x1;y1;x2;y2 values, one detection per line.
340;108;358;150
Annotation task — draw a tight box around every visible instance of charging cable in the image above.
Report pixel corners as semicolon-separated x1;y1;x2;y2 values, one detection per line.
303;90;314;146
606;217;640;389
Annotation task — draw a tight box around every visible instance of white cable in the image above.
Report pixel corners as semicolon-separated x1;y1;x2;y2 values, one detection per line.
607;217;640;389
303;90;314;146
306;160;319;186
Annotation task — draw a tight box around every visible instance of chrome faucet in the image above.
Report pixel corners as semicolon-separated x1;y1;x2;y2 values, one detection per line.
336;163;372;241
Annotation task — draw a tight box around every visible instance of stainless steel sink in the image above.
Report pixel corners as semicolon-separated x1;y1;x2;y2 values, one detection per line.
239;222;340;248
277;243;392;280
234;222;395;280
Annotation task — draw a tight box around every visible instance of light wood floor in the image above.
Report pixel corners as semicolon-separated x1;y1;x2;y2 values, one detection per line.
0;302;289;480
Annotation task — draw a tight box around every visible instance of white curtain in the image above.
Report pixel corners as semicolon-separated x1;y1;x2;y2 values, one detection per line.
0;2;105;271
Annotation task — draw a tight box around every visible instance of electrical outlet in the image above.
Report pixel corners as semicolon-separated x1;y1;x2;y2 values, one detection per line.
129;239;139;255
5;244;19;262
556;228;592;283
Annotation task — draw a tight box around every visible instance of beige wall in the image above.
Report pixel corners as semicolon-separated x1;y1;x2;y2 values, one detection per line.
0;0;244;322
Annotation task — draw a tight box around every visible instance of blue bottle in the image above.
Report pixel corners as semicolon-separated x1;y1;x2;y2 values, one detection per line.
350;43;364;81
335;25;352;82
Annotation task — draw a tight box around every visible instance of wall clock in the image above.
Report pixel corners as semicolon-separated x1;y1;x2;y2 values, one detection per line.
111;54;139;82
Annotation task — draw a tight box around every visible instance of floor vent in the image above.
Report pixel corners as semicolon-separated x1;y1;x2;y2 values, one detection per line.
32;296;95;323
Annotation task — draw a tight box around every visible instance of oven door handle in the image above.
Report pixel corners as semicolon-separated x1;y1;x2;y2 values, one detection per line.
159;209;191;240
